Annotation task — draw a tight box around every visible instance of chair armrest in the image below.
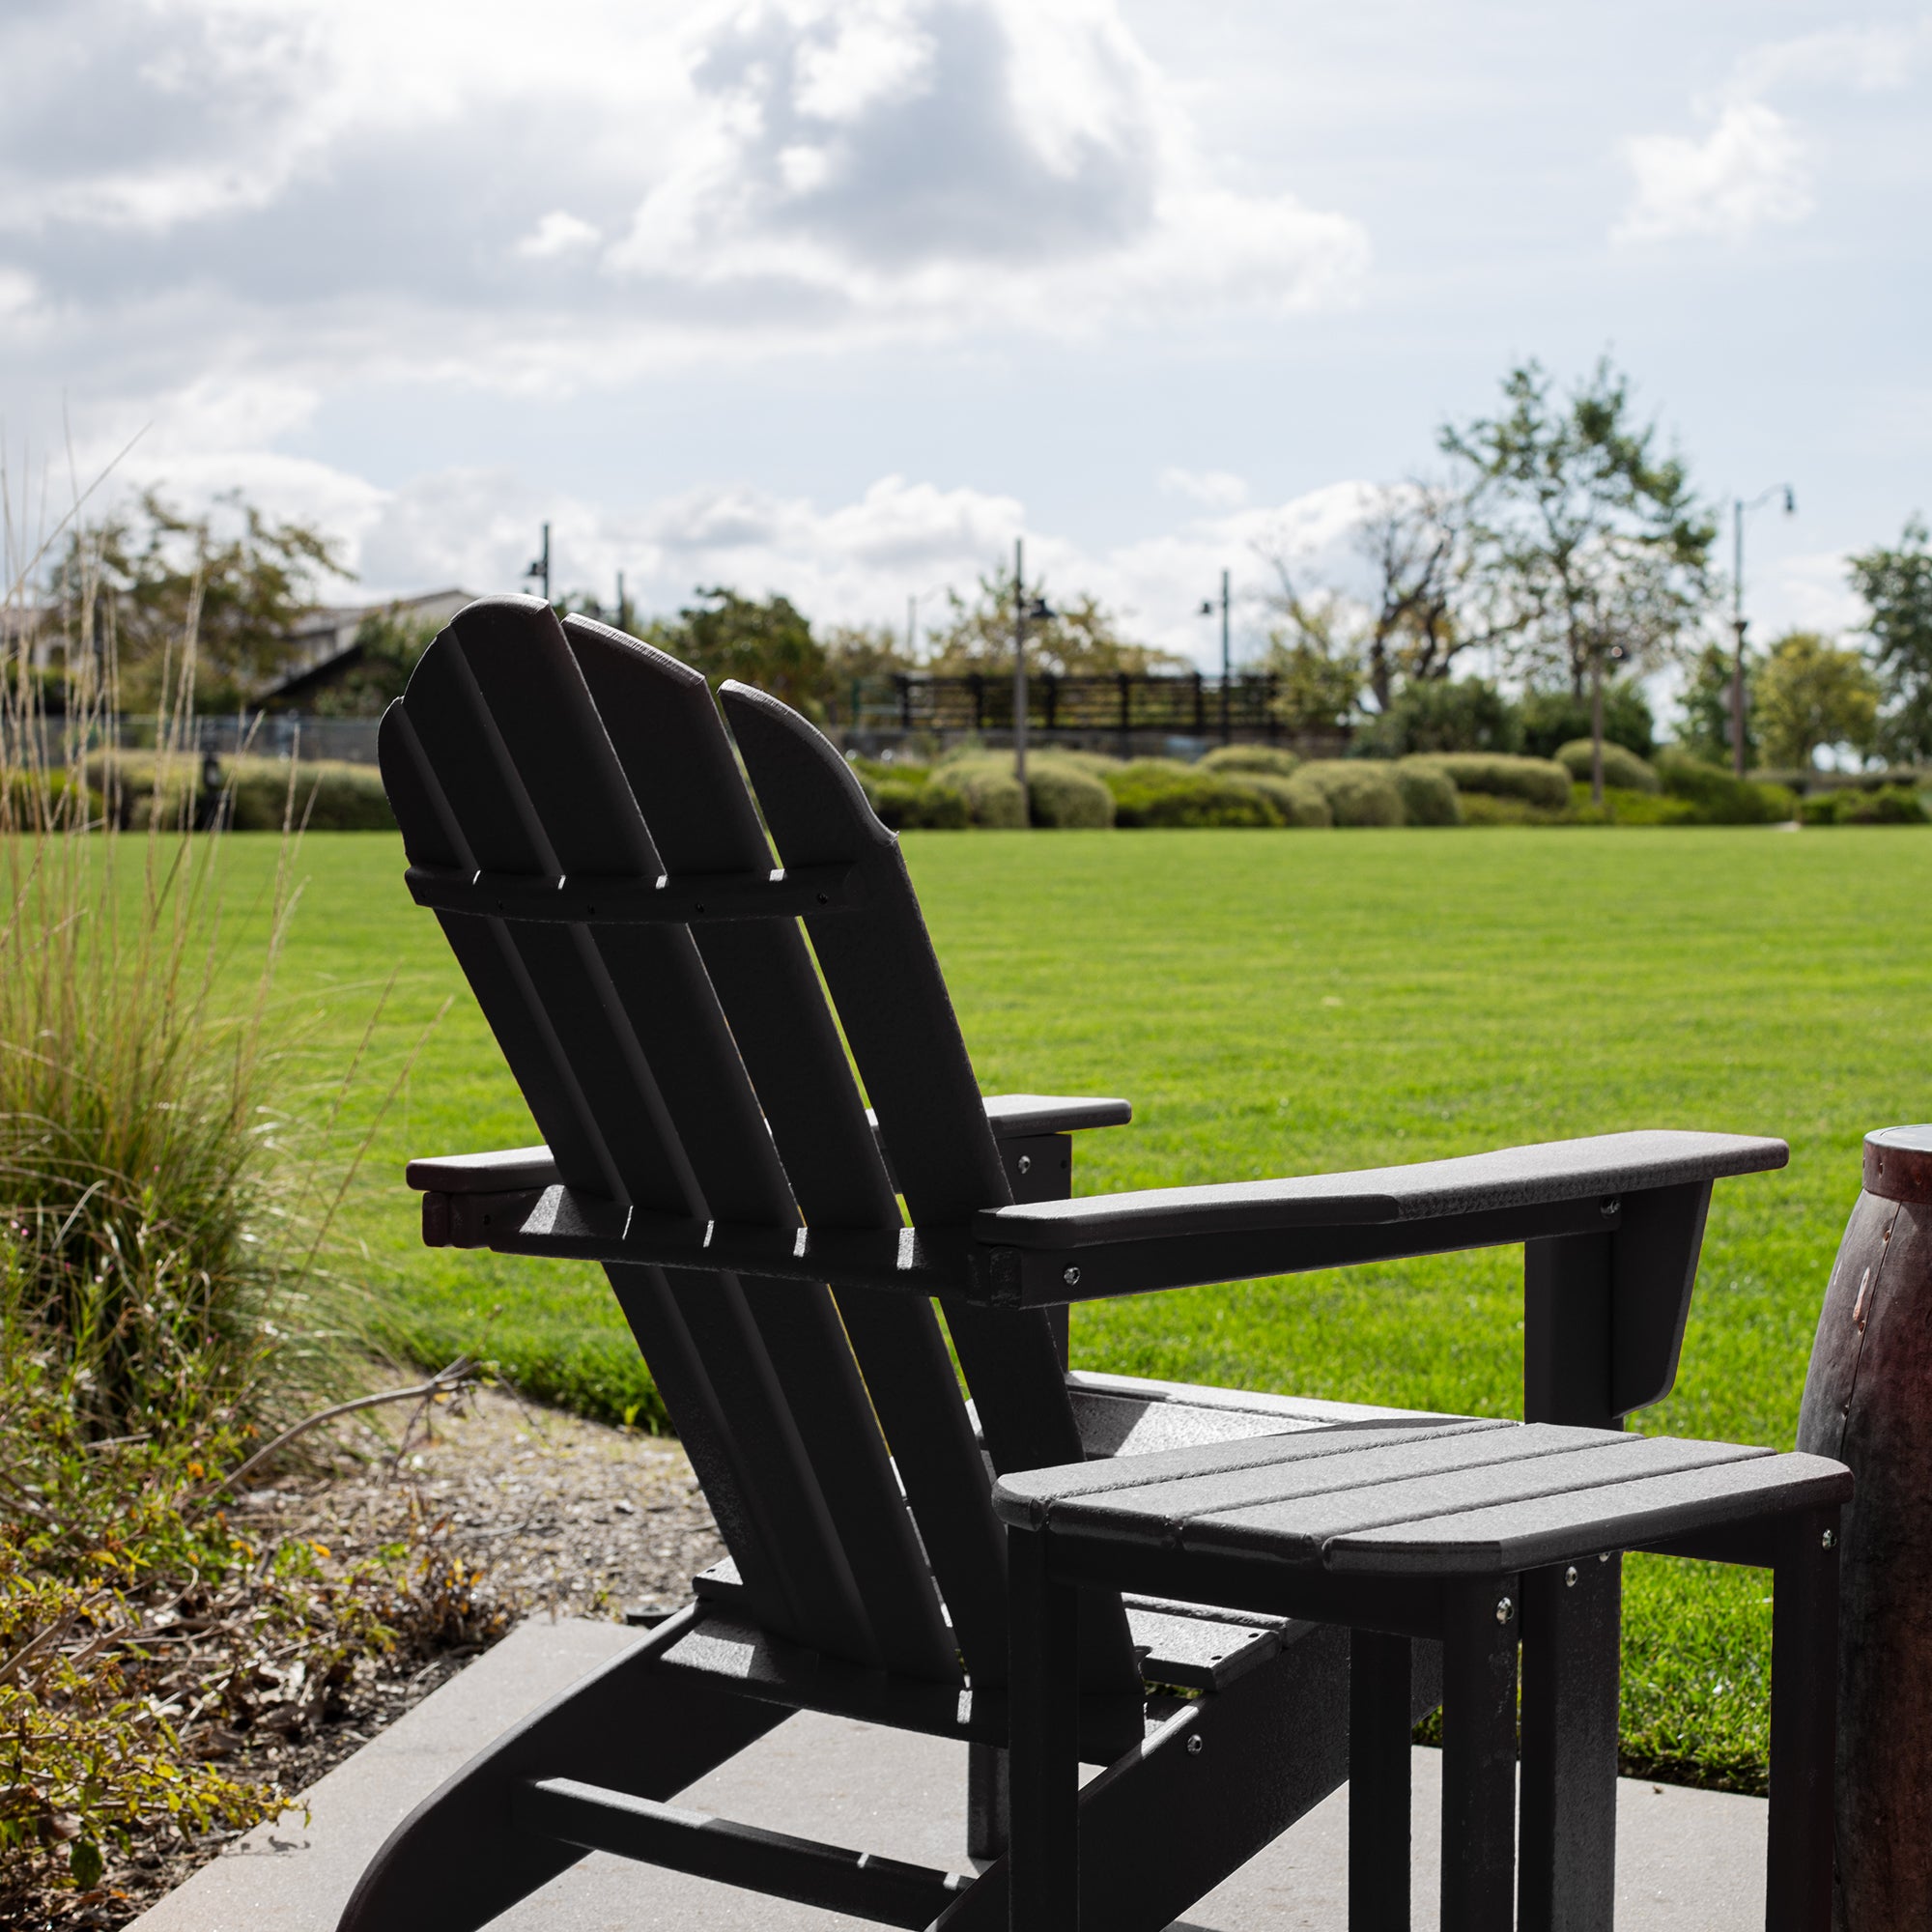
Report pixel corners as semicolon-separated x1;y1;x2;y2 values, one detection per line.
973;1130;1783;1249
405;1146;559;1193
866;1092;1132;1150
403;1094;1130;1200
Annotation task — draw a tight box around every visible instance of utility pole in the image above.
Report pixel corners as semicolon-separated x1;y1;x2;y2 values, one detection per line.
1218;568;1231;744
1729;486;1796;777
615;569;628;634
525;523;551;605
1198;569;1233;743
1012;537;1028;796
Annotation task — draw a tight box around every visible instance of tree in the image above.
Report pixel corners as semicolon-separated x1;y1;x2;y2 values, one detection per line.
646;588;826;718
47;490;350;707
1519;681;1655;760
1261;482;1465;712
925;573;1179;676
306;608;440;719
1439;357;1717;800
817;622;916;726
1256;611;1364;736
1357;676;1521;756
1848;518;1932;761
1753;631;1879;770
1677;641;1756;768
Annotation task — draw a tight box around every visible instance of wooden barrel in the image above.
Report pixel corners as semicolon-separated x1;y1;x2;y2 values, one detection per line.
1797;1125;1932;1929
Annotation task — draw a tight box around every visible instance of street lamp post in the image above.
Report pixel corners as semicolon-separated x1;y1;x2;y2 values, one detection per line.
1729;486;1796;777
1010;539;1053;804
525;524;552;605
1198;569;1232;743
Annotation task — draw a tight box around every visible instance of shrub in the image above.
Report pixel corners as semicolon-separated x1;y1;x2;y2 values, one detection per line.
1569;784;1697;826
869;776;965;830
1237;774;1332;827
1391;760;1462;826
1294;760;1405;827
1655;752;1798;826
1520;682;1656;759
1361;678;1522;755
1198;744;1302;778
229;757;396;831
1026;762;1116;828
1456;791;1570;826
1553;739;1662;794
927;760;1026;828
1103;759;1284;828
1801;785;1928;825
1407;753;1573;810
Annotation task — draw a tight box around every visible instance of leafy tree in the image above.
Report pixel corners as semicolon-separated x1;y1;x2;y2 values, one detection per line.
1848;517;1932;760
306;609;440;719
925;574;1179;676
646;588;826;717
1358;677;1522;756
1677;641;1756;768
1439;357;1716;799
1257;616;1364;735
1519;681;1655;760
1262;483;1465;711
1753;631;1879;770
817;622;917;725
48;490;349;707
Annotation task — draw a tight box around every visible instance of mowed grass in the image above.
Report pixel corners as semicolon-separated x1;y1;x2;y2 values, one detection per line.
226;825;1932;1787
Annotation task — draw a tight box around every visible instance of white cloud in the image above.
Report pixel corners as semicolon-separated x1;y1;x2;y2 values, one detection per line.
515;211;600;260
602;0;1367;335
1160;468;1248;512
0;0;1366;418
1614;101;1813;244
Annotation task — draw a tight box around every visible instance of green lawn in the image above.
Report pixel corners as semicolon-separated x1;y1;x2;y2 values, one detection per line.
241;825;1932;1788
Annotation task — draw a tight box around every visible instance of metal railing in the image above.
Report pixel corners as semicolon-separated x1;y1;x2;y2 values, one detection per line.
831;671;1307;741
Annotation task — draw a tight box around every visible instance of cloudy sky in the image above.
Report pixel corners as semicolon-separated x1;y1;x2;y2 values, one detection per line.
4;0;1928;668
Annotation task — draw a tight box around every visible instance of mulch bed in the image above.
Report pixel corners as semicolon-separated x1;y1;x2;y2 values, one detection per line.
92;1386;722;1928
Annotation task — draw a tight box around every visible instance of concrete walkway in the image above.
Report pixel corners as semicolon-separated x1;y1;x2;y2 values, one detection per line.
134;1618;1768;1931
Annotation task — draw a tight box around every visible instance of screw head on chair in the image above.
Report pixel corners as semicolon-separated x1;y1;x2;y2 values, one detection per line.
1495;1597;1514;1624
1063;1265;1081;1288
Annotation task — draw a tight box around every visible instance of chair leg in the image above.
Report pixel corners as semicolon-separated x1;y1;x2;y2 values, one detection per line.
1350;1629;1412;1932
968;1743;1010;1863
1766;1507;1840;1932
1439;1577;1520;1932
1007;1527;1079;1932
1518;1554;1620;1932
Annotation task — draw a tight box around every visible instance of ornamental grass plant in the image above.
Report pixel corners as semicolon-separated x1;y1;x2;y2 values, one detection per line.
0;487;478;1923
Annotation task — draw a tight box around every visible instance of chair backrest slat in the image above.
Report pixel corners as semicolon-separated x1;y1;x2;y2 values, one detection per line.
720;681;1141;1693
563;617;1006;1682
385;603;924;1671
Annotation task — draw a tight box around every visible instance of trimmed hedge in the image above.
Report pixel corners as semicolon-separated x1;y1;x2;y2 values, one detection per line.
1025;762;1116;828
1390;761;1462;827
1237;774;1332;827
1198;745;1302;779
1406;753;1572;810
86;753;397;830
1655;752;1797;826
1554;739;1662;795
1801;784;1928;825
927;760;1026;828
1103;759;1284;828
1294;760;1405;828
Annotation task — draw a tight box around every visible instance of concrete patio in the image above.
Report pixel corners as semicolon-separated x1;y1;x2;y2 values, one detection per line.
133;1618;1770;1931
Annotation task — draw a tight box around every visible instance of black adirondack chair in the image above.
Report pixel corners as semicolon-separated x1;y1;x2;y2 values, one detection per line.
340;596;1786;1932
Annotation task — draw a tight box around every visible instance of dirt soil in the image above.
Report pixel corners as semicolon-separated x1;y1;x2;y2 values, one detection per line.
101;1386;722;1929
